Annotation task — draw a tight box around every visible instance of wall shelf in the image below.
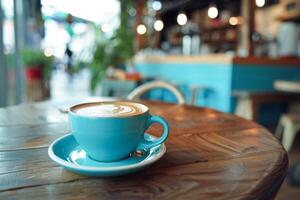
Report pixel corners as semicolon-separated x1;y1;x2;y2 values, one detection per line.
276;13;300;22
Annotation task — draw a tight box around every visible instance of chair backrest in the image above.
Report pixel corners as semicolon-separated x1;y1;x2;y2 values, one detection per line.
127;80;185;105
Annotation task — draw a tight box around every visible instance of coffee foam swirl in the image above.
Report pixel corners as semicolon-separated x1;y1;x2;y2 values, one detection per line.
72;102;147;117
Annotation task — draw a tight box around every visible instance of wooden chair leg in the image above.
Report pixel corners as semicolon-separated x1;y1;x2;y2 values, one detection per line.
235;98;253;120
282;121;297;152
275;118;284;139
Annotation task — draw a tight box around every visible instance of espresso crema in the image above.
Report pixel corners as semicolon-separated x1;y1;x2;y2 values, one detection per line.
72;102;147;117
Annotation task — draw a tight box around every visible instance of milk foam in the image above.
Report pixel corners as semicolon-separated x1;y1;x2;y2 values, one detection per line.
74;102;146;117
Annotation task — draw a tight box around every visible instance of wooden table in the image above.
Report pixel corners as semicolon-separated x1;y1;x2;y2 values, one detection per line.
274;80;300;93
0;100;288;199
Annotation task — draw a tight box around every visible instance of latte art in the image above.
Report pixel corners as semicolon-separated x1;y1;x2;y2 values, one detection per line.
72;102;147;117
76;105;136;117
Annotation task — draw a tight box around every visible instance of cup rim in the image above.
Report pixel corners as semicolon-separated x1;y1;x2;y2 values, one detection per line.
68;101;149;118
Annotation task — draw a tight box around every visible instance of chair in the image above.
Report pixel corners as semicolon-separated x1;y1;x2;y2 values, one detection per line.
233;91;300;121
127;80;185;105
233;91;253;120
189;85;208;106
101;79;137;98
275;103;300;152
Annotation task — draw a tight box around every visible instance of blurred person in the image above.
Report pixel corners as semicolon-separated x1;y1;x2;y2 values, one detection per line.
64;14;75;73
162;27;182;55
65;43;73;72
25;8;45;49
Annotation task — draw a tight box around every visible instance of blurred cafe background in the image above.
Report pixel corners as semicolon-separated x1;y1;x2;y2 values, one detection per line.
0;0;300;198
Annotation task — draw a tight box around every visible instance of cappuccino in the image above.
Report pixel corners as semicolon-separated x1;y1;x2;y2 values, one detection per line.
72;101;147;117
68;101;169;161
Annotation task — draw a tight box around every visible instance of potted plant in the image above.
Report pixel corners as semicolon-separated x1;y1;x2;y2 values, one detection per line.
22;48;52;81
22;48;53;101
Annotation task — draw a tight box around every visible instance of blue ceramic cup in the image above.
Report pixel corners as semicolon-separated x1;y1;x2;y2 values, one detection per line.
68;101;169;162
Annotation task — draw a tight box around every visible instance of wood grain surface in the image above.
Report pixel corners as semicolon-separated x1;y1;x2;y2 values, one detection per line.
0;100;288;200
135;54;300;66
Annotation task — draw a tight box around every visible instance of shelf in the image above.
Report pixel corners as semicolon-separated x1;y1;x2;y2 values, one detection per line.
203;40;237;45
276;13;300;22
202;23;239;32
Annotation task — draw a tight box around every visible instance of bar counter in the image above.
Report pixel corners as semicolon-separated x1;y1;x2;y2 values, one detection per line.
135;55;300;112
135;54;300;65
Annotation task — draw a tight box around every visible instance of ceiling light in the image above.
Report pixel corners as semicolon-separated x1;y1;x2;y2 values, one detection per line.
177;13;187;26
208;5;218;19
256;0;265;7
229;17;238;25
152;1;162;11
137;24;147;35
154;20;164;31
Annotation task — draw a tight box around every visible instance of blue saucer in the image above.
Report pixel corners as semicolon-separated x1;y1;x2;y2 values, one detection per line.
48;133;166;177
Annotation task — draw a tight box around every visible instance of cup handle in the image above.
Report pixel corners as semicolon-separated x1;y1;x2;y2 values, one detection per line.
137;115;169;150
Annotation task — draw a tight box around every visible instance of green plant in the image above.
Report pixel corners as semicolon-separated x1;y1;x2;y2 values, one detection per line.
111;0;134;63
89;0;134;92
90;43;110;91
22;48;53;80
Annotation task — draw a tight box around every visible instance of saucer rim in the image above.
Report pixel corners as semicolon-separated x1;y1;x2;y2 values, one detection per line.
48;133;166;172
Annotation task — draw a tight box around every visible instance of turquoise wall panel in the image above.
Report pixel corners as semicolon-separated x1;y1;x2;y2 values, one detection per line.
136;62;300;115
230;64;300;125
232;64;300;91
136;63;233;112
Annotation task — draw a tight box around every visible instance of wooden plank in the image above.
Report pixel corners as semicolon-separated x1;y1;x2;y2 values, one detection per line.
0;101;260;151
143;101;260;136
134;55;300;66
0;118;259;151
233;56;300;66
0;151;287;200
134;54;233;64
0;122;68;151
0;103;67;126
239;0;255;56
0;127;284;192
274;80;300;93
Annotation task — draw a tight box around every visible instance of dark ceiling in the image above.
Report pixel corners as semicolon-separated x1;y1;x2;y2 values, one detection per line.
156;0;241;31
158;0;279;14
159;0;241;15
